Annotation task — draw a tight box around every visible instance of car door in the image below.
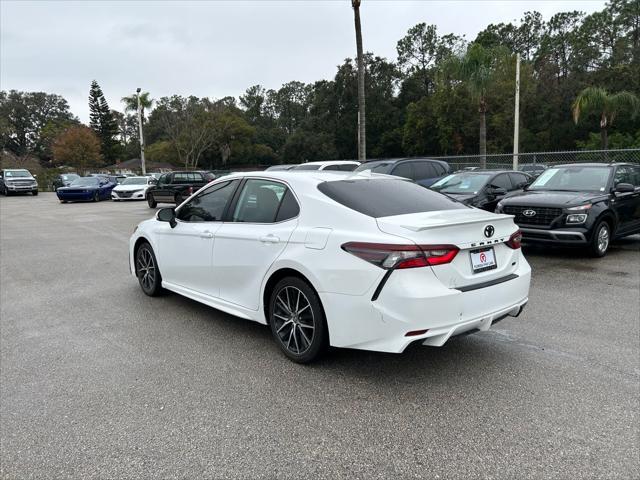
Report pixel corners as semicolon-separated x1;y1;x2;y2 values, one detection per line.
612;165;640;234
212;178;300;310
153;173;174;202
484;173;513;211
156;179;240;296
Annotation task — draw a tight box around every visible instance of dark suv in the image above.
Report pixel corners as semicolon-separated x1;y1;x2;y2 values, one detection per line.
355;158;450;187
496;163;640;257
146;171;211;208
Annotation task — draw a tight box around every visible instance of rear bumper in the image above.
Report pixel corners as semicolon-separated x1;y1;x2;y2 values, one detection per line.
319;257;531;353
521;227;589;245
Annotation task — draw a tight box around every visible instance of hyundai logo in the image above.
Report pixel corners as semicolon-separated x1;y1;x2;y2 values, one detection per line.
523;209;537;217
484;225;495;238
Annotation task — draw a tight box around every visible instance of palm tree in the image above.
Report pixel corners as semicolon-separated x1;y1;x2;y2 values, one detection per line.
121;91;154;123
449;43;504;167
572;87;640;150
352;0;366;161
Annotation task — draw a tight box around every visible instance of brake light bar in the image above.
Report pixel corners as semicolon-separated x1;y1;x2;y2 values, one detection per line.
505;230;522;249
341;242;459;270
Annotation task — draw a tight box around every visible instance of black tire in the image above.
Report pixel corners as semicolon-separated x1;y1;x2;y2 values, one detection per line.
147;194;157;208
174;193;183;206
32;190;38;196
589;220;611;257
93;191;99;202
135;242;164;296
268;276;328;363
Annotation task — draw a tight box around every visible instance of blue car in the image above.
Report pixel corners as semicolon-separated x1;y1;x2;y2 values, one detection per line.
56;176;116;203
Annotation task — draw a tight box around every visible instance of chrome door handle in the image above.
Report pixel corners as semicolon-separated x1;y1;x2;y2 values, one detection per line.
259;234;280;244
200;231;213;239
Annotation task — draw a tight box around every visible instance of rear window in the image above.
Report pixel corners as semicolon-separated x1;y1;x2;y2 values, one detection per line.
293;164;321;171
318;178;467;218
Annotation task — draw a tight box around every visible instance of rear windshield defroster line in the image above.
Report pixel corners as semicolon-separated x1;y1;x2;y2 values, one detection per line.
317;178;467;218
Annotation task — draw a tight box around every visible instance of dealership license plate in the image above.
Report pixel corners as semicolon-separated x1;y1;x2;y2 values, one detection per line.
470;247;497;273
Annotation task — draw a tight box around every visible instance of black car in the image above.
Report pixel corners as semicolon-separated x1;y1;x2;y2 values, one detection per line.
430;170;532;211
496;163;640;257
146;170;211;208
355;158;450;187
52;173;80;191
519;164;547;179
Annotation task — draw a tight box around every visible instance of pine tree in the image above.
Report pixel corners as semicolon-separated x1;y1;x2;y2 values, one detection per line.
88;80;119;163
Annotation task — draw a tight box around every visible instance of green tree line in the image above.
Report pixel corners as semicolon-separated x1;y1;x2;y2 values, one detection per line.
1;0;639;171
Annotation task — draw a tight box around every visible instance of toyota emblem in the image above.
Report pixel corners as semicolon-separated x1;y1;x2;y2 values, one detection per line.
484;225;495;238
523;209;537;217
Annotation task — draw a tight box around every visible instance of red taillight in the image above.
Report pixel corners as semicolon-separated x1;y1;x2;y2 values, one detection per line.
506;230;522;249
341;242;459;270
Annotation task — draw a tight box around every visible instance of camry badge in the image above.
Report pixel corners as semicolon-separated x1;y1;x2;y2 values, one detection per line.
523;209;537;217
484;225;495;238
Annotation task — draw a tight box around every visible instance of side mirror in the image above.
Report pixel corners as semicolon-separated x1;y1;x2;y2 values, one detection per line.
517;181;531;189
489;186;507;196
33;174;38;178
157;207;177;228
614;183;635;193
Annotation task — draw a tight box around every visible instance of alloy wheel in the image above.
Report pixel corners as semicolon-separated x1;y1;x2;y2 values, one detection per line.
272;286;315;355
136;247;157;292
598;224;609;254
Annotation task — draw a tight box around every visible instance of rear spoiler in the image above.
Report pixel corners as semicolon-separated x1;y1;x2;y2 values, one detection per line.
399;214;515;232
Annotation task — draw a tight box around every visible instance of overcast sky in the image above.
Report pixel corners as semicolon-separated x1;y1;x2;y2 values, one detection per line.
1;0;605;122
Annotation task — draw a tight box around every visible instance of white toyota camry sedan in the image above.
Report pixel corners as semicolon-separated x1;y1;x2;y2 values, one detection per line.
129;171;531;363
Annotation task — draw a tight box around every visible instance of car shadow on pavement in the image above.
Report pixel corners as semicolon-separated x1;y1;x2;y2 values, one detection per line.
164;290;518;385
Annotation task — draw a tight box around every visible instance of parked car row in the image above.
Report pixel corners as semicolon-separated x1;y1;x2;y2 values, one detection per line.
127;162;639;363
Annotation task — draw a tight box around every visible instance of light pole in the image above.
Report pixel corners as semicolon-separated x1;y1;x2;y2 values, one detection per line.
512;53;521;171
136;88;146;175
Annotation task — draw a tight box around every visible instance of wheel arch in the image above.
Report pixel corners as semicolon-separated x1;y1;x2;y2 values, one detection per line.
262;267;324;326
594;209;617;237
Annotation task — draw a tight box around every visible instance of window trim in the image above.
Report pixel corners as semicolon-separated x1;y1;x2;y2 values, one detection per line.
225;177;301;225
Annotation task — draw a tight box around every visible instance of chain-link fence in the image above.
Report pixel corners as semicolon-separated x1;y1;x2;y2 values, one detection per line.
428;148;640;171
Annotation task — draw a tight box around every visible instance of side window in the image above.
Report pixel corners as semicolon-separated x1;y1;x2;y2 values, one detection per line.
158;174;171;185
174;173;188;183
614;166;634;185
413;162;438;180
275;189;300;222
176;180;238;222
340;163;358;172
323;165;343;171
391;162;414;180
490;174;513;190
632;166;640;187
232;179;287;223
509;173;529;189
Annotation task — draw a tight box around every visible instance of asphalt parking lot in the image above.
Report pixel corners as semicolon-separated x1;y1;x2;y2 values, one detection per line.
1;193;639;479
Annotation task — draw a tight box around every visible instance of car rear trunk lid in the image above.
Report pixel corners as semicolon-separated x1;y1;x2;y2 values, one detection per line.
376;209;520;289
